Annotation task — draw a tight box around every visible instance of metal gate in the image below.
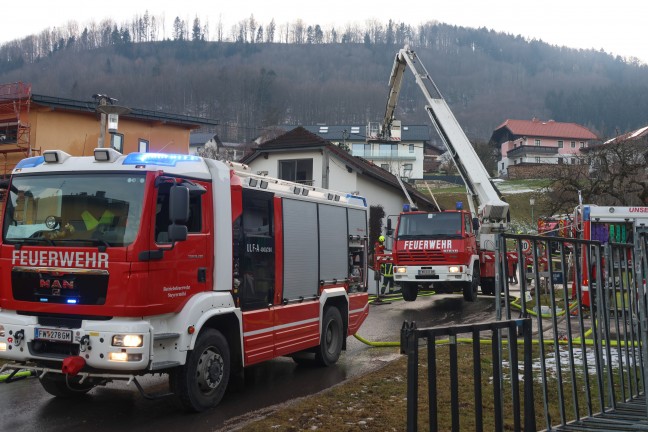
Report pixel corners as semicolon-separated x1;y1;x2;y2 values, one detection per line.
498;232;648;431
402;232;648;431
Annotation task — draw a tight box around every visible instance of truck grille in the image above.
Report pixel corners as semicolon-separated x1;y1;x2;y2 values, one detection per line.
28;340;79;358
12;268;109;305
395;250;445;265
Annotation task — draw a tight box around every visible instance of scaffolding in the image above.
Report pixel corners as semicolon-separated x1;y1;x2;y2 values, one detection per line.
0;82;39;177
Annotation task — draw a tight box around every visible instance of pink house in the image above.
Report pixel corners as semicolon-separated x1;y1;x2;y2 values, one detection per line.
489;118;599;177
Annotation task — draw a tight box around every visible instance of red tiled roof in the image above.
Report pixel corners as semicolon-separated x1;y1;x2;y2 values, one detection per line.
494;119;598;140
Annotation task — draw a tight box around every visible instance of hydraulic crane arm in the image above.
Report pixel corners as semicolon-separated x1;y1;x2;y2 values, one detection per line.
381;46;509;233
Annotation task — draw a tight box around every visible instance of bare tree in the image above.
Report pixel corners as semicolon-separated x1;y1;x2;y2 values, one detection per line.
248;15;257;43
537;138;648;215
266;19;276;43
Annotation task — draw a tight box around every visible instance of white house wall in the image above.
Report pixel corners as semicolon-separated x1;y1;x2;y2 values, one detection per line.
246;152;410;248
245;151;324;187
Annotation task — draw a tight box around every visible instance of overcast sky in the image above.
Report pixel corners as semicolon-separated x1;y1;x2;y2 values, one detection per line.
2;0;645;63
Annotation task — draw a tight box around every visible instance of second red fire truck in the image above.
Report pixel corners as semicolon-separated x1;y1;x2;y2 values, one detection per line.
379;46;511;301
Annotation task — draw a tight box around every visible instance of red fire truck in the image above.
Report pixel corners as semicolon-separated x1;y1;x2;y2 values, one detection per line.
577;205;648;306
379;46;511;301
0;149;369;411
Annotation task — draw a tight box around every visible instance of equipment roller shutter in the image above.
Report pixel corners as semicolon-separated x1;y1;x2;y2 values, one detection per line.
318;204;347;282
282;199;319;299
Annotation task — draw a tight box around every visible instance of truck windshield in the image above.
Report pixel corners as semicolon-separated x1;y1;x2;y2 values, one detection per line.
3;173;146;247
397;212;463;239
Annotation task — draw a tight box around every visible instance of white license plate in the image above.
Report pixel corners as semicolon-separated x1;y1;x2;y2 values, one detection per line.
418;269;435;275
34;328;73;342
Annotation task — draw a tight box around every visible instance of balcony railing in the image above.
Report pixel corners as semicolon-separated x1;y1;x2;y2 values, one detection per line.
506;145;559;158
351;149;416;160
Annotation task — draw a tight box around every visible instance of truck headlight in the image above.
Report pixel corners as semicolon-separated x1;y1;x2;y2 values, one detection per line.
395;267;407;273
448;266;461;273
112;334;143;347
0;342;6;351
109;352;143;362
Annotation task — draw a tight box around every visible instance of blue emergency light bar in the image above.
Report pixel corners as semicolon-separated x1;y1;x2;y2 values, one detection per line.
15;156;45;169
456;201;463;210
403;204;410;212
123;153;202;167
345;194;367;207
583;206;590;221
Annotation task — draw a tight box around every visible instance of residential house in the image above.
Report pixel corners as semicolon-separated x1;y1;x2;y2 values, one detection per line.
489;118;598;178
239;126;438;243
301;123;431;180
0;82;219;177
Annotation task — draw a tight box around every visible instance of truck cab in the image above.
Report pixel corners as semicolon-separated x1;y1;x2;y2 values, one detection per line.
391;208;480;301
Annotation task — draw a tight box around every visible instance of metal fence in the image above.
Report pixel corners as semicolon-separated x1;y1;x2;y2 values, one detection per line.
402;232;648;431
400;318;536;432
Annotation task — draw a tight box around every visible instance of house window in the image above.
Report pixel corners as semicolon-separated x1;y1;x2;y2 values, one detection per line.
571;141;576;148
0;122;19;143
558;140;563;148
279;159;313;185
380;163;390;172
409;144;415;153
580;141;585;148
535;139;541;146
138;139;149;153
351;143;365;157
379;143;397;157
111;133;124;153
571;158;575;164
535;157;541;163
558;158;563;164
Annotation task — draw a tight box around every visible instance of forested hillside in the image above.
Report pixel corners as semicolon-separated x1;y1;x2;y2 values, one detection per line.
1;15;647;144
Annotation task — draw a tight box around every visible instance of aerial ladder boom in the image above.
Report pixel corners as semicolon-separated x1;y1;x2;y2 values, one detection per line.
380;46;509;238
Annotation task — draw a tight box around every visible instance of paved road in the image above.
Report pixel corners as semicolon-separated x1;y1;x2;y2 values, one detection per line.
0;292;498;432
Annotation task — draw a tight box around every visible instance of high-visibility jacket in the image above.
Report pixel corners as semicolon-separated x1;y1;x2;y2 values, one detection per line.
380;262;393;277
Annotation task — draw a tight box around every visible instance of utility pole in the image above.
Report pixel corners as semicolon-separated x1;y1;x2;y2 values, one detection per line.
93;94;131;149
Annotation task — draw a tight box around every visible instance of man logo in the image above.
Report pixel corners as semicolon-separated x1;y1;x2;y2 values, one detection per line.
39;279;74;290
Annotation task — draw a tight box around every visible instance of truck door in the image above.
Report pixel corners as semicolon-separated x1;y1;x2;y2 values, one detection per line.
146;178;210;313
236;189;276;365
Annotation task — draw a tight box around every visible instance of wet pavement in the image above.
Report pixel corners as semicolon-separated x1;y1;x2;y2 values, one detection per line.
0;292;498;432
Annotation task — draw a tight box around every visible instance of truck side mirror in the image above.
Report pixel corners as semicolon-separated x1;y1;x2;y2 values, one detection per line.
168;185;189;242
472;217;480;231
386;218;393;235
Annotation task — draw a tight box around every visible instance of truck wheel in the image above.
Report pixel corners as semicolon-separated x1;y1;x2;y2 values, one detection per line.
402;282;419;301
481;278;495;296
39;374;95;398
314;307;344;366
171;328;230;412
463;268;479;302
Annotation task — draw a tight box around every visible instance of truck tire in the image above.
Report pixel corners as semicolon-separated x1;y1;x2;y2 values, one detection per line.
463;267;479;302
314;307;344;366
402;282;419;301
39;374;95;398
171;328;230;412
481;278;495;296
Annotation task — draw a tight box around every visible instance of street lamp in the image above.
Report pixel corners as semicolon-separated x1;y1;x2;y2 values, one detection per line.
529;197;535;223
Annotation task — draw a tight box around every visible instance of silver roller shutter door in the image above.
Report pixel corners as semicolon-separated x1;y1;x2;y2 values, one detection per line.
318;204;348;281
282;199;319;299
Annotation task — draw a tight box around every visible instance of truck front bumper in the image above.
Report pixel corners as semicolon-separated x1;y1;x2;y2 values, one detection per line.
392;264;470;284
0;311;151;372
